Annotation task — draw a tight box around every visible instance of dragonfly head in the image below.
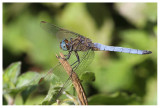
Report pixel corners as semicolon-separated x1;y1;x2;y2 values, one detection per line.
60;39;70;51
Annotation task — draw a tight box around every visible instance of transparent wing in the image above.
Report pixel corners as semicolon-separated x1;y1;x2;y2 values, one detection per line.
74;50;95;76
40;49;94;103
40;21;95;102
40;21;82;42
63;50;95;88
53;50;95;101
41;63;71;86
39;63;73;103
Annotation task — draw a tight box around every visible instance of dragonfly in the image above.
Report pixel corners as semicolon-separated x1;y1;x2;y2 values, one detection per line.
40;21;152;104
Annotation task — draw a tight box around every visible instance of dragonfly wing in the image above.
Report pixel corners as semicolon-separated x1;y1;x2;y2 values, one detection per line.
40;21;80;42
40;63;73;103
42;63;71;86
74;50;95;76
52;50;95;103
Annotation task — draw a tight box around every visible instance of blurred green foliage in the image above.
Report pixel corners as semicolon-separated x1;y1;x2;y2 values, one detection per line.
3;62;41;105
3;3;157;105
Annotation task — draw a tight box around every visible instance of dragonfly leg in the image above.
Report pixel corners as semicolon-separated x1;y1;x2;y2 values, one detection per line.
69;36;82;67
58;51;72;60
71;36;82;70
70;51;80;67
72;51;80;70
70;38;81;67
65;51;72;60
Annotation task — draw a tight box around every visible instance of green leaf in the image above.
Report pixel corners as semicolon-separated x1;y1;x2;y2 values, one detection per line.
4;71;40;102
21;85;37;104
42;84;62;105
88;92;141;105
16;71;40;103
3;61;21;89
80;72;95;82
16;71;40;88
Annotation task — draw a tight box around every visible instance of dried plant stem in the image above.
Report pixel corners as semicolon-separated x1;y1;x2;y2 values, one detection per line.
56;53;88;105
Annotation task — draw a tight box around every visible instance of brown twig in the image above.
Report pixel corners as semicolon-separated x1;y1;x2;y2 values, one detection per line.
56;53;88;105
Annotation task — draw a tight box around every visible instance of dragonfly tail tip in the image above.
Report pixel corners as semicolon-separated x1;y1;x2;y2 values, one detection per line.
142;50;152;54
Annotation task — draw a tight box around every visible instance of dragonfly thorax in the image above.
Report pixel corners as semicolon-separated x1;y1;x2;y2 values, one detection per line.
60;39;70;51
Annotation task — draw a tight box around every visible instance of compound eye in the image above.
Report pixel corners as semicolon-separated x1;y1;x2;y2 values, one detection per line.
60;39;68;51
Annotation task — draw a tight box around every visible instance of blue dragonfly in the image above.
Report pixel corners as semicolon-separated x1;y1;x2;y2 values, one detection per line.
40;21;152;104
